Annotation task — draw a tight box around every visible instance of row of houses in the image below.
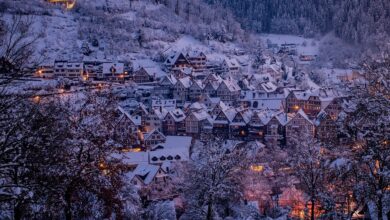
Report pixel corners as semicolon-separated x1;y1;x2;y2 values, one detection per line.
116;95;346;149
35;60;131;81
157;73;241;106
34;49;243;84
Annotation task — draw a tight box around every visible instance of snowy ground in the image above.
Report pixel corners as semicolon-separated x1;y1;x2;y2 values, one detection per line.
259;34;320;56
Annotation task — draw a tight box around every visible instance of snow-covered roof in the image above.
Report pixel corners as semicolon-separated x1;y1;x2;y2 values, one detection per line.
144;129;166;141
178;77;192;88
117;106;142;126
260;82;277;93
290;90;319;101
160;74;178;85
287;109;313;125
189;102;208;111
314;110;329;126
224;108;238;122
126;163;161;185
186;51;206;58
167;109;186;122
153;108;169;120
110;151;149;165
192;80;204;89
191;109;210;121
257;110;276;125
222;79;241;92
164;51;189;66
150;136;192;162
224;58;240;69
143;66;166;78
103;63;124;74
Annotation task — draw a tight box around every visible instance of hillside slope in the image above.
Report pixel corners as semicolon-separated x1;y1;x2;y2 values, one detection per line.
1;0;245;63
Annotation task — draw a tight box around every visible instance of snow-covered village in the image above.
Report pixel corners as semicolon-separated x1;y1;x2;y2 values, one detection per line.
0;0;389;219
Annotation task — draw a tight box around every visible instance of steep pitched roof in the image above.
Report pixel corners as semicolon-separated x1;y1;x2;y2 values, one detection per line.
126;163;161;185
164;51;190;66
190;109;210;121
144;129;166;141
220;79;241;92
117;106;141;126
166;109;186;122
178;76;192;88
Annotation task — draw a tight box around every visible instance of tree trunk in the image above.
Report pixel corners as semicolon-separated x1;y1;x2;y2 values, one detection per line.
14;202;22;220
377;195;383;220
206;199;213;220
65;188;73;220
311;199;315;220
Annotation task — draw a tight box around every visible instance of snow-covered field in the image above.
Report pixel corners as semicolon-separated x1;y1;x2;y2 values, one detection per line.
259;34;320;56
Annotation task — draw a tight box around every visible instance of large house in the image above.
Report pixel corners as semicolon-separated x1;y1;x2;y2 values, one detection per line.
189;80;204;102
35;65;54;78
216;79;241;105
222;58;240;76
286;90;321;119
314;111;338;144
157;74;177;98
102;62;127;80
229;109;251;139
116;106;142;134
162;109;186;135
264;111;289;147
285;109;315;146
54;60;83;79
143;129;166;148
173;77;192;105
164;52;192;71
213;108;236;138
185;109;211;136
132;67;158;83
186;51;207;73
127;163;167;187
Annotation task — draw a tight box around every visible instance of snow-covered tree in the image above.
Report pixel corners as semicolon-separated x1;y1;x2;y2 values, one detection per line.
145;200;176;220
0;15;41;75
179;135;250;220
288;132;331;220
340;57;390;220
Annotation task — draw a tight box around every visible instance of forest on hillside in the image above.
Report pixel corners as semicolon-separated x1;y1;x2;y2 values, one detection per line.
207;0;390;46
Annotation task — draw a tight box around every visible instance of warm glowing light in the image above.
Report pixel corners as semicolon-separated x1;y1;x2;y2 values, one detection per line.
58;88;64;93
299;210;305;219
240;130;246;136
33;96;40;103
250;165;264;172
137;130;145;142
122;148;142;153
99;163;106;169
47;0;76;10
293;105;300;110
